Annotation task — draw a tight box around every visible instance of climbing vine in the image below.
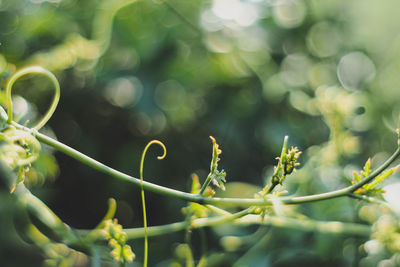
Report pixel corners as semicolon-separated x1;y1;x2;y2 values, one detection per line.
1;65;400;266
1;1;400;266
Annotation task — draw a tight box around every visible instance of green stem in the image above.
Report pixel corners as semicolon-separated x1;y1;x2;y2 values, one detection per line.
14;183;77;243
139;140;167;267
114;211;371;239
6;66;60;130
347;193;396;209
124;207;252;238
281;146;400;204
198;173;212;195
266;183;278;195
205;205;232;216
76;208;253;245
199;136;220;195
94;198;117;230
266;135;288;194
17;122;400;207
3;158;373;254
15;177;371;250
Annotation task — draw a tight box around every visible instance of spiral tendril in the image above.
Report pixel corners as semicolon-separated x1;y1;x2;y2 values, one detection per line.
5;66;60;130
139;140;167;267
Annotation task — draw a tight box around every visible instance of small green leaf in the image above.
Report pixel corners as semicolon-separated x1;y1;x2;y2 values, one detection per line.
352;171;362;183
203;136;227;193
361;158;372;177
353;159;399;196
211;169;226;191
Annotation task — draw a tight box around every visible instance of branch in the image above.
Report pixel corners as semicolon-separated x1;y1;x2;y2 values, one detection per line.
10;178;371;252
347;192;398;212
85;213;371;239
281;147;400;204
13;184;79;246
23;121;400;206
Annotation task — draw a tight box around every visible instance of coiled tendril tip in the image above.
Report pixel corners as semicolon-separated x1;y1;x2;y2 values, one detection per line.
5;66;60;131
139;139;167;267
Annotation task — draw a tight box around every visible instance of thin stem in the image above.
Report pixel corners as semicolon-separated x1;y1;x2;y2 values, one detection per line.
266;183;278;195
281;146;400;205
124;207;253;238
115;211;371;239
3;154;374;255
18;122;399;207
199;136;219;195
205;205;232;216
14;183;77;243
76;208;253;245
267;135;288;194
139;140;167;267
6;66;60;130
83;198;118;244
185;244;194;267
15;174;371;251
347;193;395;208
198;173;212;195
94;198;117;229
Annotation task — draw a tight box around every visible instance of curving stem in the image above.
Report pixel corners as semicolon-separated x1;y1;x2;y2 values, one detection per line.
139;140;167;267
5;66;60;131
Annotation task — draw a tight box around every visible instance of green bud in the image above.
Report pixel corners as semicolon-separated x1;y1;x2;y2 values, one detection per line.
101;219;135;263
122;244;135;262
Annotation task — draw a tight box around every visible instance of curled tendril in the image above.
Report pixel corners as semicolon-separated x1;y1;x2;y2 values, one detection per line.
95;198;117;230
5;66;60;130
85;198;118;243
139;140;167;267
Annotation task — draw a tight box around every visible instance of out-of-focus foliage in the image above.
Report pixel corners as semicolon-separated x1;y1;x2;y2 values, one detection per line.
2;0;400;266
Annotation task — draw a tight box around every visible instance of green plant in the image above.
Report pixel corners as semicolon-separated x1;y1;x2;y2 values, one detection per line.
3;0;400;266
1;66;400;266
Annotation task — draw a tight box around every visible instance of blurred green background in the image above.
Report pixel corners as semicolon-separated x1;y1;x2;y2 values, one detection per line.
2;0;400;266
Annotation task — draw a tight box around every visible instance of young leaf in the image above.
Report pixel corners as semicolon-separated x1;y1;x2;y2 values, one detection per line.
211;169;227;191
352;158;399;195
265;136;302;195
199;136;227;195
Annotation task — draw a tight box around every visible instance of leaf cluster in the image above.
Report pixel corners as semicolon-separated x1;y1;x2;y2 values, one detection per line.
352;158;398;195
